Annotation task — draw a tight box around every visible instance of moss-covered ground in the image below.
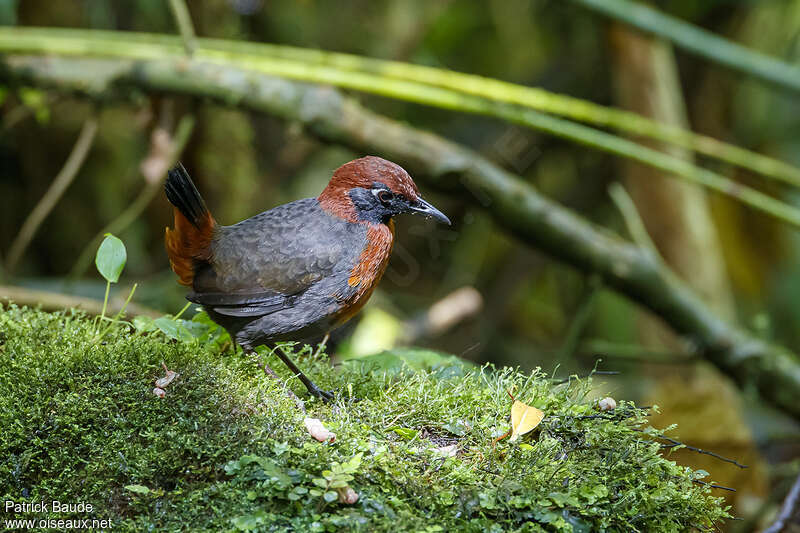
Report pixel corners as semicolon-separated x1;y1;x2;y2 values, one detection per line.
0;305;728;531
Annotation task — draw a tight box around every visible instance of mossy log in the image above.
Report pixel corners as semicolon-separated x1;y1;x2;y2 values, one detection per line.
0;306;728;531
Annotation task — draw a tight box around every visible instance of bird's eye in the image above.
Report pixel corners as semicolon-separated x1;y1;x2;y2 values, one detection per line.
376;190;393;205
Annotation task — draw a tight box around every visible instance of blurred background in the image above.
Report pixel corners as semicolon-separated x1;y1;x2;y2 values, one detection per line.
2;0;800;530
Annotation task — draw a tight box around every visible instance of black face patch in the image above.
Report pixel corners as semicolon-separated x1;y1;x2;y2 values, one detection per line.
348;185;410;224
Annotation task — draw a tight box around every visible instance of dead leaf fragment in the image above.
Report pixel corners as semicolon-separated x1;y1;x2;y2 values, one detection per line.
435;444;458;457
597;397;617;411
155;362;179;389
304;417;336;443
509;399;544;442
337;486;359;504
153;387;166;398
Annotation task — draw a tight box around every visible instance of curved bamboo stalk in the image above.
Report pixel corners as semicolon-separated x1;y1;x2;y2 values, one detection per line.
0;26;798;188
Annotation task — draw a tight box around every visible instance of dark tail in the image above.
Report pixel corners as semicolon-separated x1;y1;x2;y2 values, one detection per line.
164;163;217;286
165;162;209;229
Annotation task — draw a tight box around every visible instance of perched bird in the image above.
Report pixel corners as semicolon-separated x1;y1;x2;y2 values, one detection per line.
164;156;450;399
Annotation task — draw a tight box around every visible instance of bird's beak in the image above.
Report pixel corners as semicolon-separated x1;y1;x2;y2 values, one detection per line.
407;196;451;225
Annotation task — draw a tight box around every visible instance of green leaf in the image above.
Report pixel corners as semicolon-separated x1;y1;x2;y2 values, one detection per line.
389;427;418;440
154;317;206;342
124;484;150;495
95;233;126;283
132;315;157;333
443;420;470;436
323;490;338;503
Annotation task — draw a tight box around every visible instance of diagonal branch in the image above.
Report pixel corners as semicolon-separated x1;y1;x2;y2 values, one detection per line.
5;116;98;275
1;54;800;418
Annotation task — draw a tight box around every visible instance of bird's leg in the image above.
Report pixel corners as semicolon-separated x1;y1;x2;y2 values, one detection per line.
245;347;306;412
271;344;334;402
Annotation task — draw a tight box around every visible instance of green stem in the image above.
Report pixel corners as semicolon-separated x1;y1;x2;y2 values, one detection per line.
167;0;196;56
95;280;110;333
2;49;799;229
608;183;663;263
97;283;137;341
173;301;191;320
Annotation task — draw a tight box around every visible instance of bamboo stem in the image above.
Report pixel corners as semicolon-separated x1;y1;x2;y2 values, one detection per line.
0;27;798;188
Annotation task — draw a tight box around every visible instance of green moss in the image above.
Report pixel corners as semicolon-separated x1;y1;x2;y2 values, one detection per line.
0;305;728;532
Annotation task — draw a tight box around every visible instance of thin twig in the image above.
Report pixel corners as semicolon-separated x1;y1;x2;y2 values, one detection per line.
555;276;602;364
763;471;800;533
551;370;620;385
578;339;696;364
649;432;748;469
608;182;663;263
692;479;736;492
67;114;195;280
6;116;98;275
167;0;196;56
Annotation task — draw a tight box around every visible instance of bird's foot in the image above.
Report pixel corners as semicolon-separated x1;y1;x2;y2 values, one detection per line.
306;384;335;402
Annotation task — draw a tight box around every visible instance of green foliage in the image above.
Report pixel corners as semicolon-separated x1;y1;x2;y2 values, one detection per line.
93;233;135;342
0;306;729;532
95;233;126;284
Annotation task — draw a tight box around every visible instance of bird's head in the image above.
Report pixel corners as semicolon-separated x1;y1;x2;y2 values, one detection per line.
318;156;450;226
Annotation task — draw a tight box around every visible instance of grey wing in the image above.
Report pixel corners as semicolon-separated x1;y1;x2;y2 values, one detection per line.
189;198;362;318
186;288;290;317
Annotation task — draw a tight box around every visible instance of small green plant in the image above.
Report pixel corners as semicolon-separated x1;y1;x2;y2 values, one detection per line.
93;232;136;342
90;233;230;346
310;452;362;511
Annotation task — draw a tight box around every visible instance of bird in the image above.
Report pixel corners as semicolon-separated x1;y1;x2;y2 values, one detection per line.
164;156;450;400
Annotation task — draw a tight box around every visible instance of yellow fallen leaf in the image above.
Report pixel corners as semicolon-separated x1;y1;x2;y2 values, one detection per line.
509;399;544;442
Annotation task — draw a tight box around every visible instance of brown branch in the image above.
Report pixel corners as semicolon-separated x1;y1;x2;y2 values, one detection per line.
2;54;800;418
0;284;161;318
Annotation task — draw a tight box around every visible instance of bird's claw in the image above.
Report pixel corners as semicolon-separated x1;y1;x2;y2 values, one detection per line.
307;386;335;402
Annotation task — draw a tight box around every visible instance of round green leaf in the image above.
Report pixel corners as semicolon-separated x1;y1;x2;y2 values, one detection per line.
95;233;127;283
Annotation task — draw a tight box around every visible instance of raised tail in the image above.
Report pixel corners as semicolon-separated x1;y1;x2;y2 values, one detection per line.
164;162;217;286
